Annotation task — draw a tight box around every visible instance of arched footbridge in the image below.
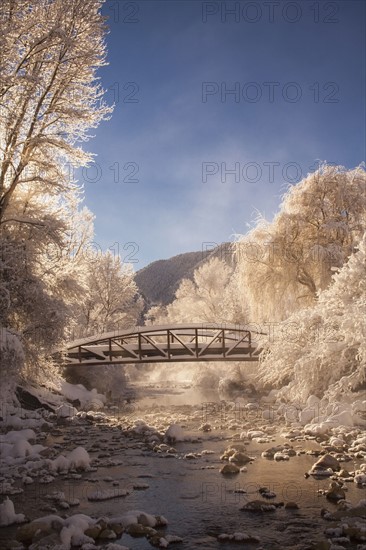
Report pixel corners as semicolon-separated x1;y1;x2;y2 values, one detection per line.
56;324;263;366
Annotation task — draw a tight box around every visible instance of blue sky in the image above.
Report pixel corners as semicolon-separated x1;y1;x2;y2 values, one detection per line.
80;0;365;268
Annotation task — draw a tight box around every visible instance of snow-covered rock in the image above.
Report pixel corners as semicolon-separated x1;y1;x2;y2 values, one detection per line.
164;424;185;442
0;429;46;460
50;447;90;472
0;497;26;526
109;510;168;529
56;403;78;418
299;407;318;425
60;382;106;410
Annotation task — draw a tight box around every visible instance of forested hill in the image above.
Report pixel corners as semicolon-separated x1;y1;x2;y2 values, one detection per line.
135;242;234;306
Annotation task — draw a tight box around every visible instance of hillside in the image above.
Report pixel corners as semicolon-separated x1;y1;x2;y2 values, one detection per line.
135;243;234;306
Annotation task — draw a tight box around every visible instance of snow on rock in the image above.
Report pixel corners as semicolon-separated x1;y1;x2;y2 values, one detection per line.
0;429;46;460
352;400;366;414
60;514;95;548
354;472;366;485
0;497;26;526
304;421;331;436
218;532;260;543
304;403;366;434
306;395;320;408
109;510;168;529
164;424;186;442
299;407;318;425
0;429;36;444
60;382;106;410
311;454;340;473
329;435;345;446
16;513;97;549
327;410;356;427
56;403;78;418
247;430;265;439
50;446;91;472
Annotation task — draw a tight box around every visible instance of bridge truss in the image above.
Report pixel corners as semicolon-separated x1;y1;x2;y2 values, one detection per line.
58;324;262;366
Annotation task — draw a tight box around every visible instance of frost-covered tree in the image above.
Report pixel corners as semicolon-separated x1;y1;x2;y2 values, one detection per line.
236;164;366;322
143;258;252;395
74;252;143;337
256;232;366;402
0;0;112;381
0;187;94;379
152;257;244;324
0;0;111;222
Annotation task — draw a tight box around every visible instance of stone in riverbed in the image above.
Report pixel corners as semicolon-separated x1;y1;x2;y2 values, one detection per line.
28;533;62;548
259;487;276;499
199;423;212;432
221;443;247;456
338;468;351;478
16;519;60;543
228;451;251;465
84;525;102;539
149;534;183;547
273;451;290;461
332;503;366;519
284;501;299;509
126;523;157;537
241;500;282;512
219;463;240;475
325;482;346;502
311;454;340;473
99;528;117;539
108;522;124;535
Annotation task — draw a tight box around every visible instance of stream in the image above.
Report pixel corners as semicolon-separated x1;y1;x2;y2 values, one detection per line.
0;383;365;549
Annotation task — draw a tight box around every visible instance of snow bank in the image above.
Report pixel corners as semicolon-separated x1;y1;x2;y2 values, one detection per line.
304;402;366;434
0;498;25;526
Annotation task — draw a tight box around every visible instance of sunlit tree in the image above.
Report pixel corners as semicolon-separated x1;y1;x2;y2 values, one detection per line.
0;0;111;222
157;258;239;324
0;0;112;380
236;164;366;322
75;252;143;337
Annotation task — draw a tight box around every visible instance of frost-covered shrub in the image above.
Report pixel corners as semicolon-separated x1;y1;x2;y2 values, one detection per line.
257;233;366;401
